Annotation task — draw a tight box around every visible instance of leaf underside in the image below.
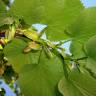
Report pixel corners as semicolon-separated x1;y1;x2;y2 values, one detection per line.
58;69;96;96
9;0;84;40
69;7;96;58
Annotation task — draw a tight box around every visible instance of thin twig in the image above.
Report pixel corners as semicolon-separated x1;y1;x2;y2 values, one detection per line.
52;49;69;79
71;56;88;61
37;47;43;64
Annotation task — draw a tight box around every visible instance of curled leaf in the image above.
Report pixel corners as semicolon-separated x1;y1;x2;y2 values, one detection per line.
5;25;16;41
23;29;39;41
44;46;53;58
23;41;41;53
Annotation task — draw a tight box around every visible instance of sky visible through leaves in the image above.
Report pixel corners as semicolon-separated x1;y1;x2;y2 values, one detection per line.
64;0;96;54
81;0;96;7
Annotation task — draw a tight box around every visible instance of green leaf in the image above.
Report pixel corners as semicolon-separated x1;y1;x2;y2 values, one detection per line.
9;0;84;40
2;0;10;7
70;40;86;59
58;69;96;96
68;7;96;58
85;36;96;61
4;38;41;72
4;38;64;96
84;36;96;74
0;17;15;27
18;51;64;96
0;0;6;12
85;59;96;75
0;0;7;26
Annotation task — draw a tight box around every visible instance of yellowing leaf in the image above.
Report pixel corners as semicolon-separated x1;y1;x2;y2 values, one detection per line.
23;41;41;53
5;25;16;41
0;17;14;27
0;38;8;45
23;29;39;41
28;41;40;49
0;45;3;50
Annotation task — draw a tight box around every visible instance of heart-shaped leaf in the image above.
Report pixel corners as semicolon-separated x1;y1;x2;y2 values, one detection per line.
84;36;96;74
4;38;41;72
9;0;84;40
18;51;64;96
68;8;96;58
58;69;96;96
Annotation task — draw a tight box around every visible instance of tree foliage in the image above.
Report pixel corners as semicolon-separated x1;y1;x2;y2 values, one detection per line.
0;0;96;96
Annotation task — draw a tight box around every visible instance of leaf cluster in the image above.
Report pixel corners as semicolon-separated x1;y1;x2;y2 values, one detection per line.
0;0;96;96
